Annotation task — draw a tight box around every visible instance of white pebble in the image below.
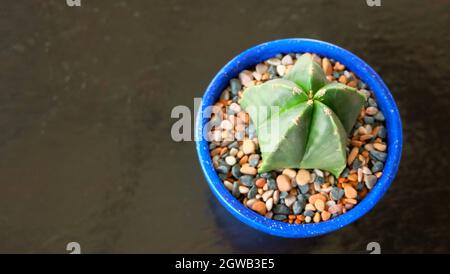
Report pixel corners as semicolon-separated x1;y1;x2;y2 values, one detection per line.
267;58;281;66
276;65;286;76
285;195;296;207
262;190;274;202
281;55;293;65
224;181;233;191
239;186;249;194
256;63;268;74
243;139;256;154
225;156;237;166
266;198;273;211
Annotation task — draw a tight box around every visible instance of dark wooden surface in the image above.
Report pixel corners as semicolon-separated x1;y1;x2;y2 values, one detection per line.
0;0;449;253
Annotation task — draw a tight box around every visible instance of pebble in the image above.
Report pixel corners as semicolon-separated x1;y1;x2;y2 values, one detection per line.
344;185;358;199
247;186;257;199
347;147;359;165
364;116;375;124
231;164;242;178
298;184;309;194
293;200;304;214
308;193;327;204
239;70;253;87
273;214;287;221
374;111;385;121
267;178;277;190
265;211;273;219
251;201;267;215
281;55;294;65
239;186;249;194
304;210;315;217
328;204;342;214
364;174;377;189
225;156;237;166
243;139;256;154
330;187;344;201
313;212;321;223
267;58;281;66
314;199;325;212
273;190;280;204
322;58;332;75
284;195;296;207
239;175;254;187
262;190;274;202
371;161;384;173
240;164;257;175
369;150;387;162
273;204;290;215
256;63;268;74
224;181;233;191
216;165;230;174
305;216;312;223
296;169;311;185
255;178;266;188
248;154;260;167
366;106;378;116
378;126;386;138
282;168;297;179
276;65;286;76
373;143;387;152
230;78;241;95
321;211;331;221
229;147;238;156
265;198;274;211
232;182;240;198
276;174;292;192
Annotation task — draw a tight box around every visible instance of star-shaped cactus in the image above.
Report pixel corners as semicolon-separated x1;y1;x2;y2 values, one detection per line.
239;53;365;177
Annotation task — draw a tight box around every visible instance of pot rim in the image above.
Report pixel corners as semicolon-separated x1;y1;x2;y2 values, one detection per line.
195;38;402;238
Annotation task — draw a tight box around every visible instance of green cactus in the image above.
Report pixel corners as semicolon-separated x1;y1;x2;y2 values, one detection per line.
239;53;365;177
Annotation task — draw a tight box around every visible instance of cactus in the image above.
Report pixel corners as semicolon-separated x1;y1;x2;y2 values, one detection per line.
239;53;365;177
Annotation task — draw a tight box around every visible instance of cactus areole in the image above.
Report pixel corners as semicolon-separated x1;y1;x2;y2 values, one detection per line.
239;53;365;177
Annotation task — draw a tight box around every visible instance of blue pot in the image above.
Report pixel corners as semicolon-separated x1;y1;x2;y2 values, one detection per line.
195;39;402;238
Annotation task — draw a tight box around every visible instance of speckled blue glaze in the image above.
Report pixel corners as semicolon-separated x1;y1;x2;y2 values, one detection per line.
195;39;402;238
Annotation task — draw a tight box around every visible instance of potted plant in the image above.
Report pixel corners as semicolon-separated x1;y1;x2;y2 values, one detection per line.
195;39;402;238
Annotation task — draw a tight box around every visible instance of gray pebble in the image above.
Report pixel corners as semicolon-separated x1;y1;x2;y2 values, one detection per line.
280;191;289;199
364;116;375;124
304;210;315;217
267;178;277;190
273;204;290;215
216;165;230;174
298;184;309;194
273;214;287;221
247;185;257;199
232;182;240;198
371;161;384;173
231;164;242;178
239;175;254;187
374;111;385;121
378;126;386;138
230;78;241;95
364;174;377;189
369;150;387;162
331;187;345;201
352;159;362;170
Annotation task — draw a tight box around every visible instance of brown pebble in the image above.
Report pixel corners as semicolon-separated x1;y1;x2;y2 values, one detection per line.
322;58;332;75
308;193;327;205
360;134;374;141
348;173;358;182
251;201;267;215
242;139;256;154
255;178;266;188
344;185;358;199
321;211;331;221
282;168;297;179
351;140;364;147
240;164;257;175
239;155;248;165
276;174;292;192
347;80;357;88
344;198;358;205
373;143;387;152
313;212;321;223
338;75;347;84
347;147;359;165
314;199;325;212
296;169;311;185
334;62;345;71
